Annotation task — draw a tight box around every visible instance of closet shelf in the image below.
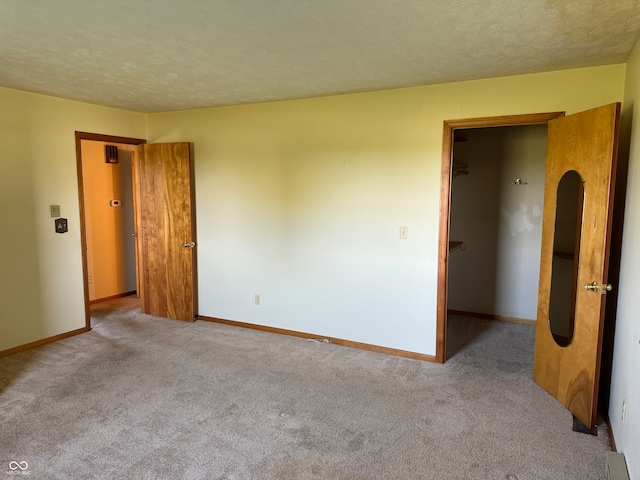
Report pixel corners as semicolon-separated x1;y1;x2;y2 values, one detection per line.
449;241;464;253
553;251;574;260
453;163;469;178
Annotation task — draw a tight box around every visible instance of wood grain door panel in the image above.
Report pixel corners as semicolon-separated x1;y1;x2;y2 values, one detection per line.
136;142;195;322
533;103;620;428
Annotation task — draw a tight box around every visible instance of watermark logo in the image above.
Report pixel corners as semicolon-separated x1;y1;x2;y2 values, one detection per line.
6;461;30;476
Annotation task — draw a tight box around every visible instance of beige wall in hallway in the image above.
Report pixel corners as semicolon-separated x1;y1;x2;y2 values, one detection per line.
81;141;137;301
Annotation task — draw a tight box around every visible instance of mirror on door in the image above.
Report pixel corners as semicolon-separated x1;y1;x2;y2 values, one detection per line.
549;170;584;347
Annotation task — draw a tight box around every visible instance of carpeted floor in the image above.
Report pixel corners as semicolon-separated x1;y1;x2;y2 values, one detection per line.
0;297;611;479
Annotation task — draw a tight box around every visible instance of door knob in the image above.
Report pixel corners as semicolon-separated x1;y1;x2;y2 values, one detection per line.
182;242;196;248
584;282;613;294
584;282;599;292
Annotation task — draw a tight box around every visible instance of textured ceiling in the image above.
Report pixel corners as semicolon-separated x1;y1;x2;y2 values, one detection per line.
1;0;640;113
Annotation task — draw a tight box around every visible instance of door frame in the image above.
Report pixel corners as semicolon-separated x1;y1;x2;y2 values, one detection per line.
435;112;565;363
75;132;147;329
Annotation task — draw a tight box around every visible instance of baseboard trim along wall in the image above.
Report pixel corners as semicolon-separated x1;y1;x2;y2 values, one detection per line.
607;416;618;452
89;291;137;305
198;316;437;362
447;309;537;326
0;327;91;358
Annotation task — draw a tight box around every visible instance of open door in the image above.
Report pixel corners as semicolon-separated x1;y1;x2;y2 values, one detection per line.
533;103;620;429
134;142;196;322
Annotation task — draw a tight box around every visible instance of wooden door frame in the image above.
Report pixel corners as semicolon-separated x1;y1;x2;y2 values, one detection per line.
75;132;147;329
435;112;565;363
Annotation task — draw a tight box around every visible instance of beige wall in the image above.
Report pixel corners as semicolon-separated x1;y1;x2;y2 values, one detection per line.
146;64;625;355
81;141;137;301
0;87;145;351
0;64;627;356
609;39;640;478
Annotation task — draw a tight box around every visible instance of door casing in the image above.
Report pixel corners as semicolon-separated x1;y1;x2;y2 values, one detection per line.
435;112;565;363
75;132;147;329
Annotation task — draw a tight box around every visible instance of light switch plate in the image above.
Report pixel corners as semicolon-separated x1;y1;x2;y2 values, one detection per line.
50;205;61;218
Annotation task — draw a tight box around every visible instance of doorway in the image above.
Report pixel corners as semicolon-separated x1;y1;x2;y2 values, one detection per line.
75;132;146;328
435;112;564;363
446;124;548;359
81;141;136;303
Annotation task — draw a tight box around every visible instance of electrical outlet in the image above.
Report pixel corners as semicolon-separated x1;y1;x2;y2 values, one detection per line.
622;399;627;422
255;294;261;305
50;205;61;218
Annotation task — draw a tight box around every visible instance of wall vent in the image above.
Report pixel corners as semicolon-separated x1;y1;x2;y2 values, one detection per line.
105;145;119;164
606;452;630;480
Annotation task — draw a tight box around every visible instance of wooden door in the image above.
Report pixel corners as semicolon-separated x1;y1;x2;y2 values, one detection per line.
533;103;620;429
135;142;196;322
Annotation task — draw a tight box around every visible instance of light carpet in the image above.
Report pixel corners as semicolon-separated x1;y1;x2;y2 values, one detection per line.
0;298;611;479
